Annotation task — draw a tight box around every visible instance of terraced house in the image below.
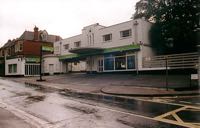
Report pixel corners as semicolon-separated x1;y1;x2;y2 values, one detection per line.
43;18;154;74
0;26;62;76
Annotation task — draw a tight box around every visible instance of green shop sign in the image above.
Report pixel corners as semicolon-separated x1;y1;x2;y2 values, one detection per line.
42;46;54;52
26;57;40;62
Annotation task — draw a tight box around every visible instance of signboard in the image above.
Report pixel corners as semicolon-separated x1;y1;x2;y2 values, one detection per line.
42;46;54;52
26;57;40;63
191;74;198;80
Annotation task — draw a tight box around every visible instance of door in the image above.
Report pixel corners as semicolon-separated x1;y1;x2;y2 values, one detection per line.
98;59;103;72
49;64;54;75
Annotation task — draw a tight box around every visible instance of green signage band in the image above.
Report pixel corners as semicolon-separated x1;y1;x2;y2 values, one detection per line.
42;46;54;52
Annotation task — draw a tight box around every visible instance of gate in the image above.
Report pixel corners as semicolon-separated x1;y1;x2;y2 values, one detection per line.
25;63;40;76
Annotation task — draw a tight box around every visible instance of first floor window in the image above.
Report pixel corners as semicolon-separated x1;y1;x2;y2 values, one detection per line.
120;29;132;38
103;34;112;42
74;41;81;48
64;44;69;50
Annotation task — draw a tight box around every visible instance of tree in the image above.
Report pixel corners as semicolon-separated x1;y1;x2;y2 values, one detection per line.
135;0;200;54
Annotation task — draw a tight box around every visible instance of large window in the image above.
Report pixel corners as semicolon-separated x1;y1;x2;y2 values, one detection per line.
103;34;112;42
8;64;17;73
127;56;135;69
120;29;132;38
104;58;114;70
104;53;136;71
115;57;126;70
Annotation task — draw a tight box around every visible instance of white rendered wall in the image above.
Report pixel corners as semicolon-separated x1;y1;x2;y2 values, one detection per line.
43;56;65;74
5;58;25;76
54;18;153;72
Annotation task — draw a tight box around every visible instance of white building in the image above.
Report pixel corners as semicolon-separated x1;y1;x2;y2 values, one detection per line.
44;18;154;74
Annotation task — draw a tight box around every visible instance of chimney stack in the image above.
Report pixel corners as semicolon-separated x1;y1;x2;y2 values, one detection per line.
34;26;39;40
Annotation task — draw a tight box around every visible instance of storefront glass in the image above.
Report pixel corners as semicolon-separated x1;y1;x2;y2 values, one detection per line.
127;56;135;69
104;58;114;70
115;57;126;70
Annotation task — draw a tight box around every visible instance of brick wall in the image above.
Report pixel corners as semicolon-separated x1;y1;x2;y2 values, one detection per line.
23;40;53;56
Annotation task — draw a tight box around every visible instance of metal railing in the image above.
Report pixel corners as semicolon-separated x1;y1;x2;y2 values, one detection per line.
143;52;198;69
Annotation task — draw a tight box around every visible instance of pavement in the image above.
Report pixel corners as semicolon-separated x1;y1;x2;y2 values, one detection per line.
5;73;200;97
0;107;35;128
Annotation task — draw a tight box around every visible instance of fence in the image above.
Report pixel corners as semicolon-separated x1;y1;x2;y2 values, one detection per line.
25;63;40;76
143;52;198;69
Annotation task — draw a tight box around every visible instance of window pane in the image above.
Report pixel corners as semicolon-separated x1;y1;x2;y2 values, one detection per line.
104;58;114;70
103;34;112;41
120;29;131;37
8;65;12;73
13;64;17;73
115;57;126;70
127;56;135;69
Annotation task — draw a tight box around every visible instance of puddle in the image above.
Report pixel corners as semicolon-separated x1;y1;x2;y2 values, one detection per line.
25;95;46;104
65;104;98;114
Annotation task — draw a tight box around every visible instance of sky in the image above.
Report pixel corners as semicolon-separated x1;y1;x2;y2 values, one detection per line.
0;0;138;47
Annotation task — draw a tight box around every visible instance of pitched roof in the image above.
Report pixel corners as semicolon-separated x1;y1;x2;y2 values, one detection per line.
19;30;62;42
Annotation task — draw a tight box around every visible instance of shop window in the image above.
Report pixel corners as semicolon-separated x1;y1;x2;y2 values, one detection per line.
127;56;135;69
104;58;114;70
8;65;12;73
115;57;126;70
8;64;17;73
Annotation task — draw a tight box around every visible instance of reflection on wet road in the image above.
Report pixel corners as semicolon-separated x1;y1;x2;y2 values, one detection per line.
0;79;199;128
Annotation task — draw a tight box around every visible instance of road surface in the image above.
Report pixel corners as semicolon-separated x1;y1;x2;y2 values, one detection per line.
0;78;199;128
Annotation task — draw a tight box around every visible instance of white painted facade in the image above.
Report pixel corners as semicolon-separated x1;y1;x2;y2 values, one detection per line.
5;58;25;76
44;18;154;73
43;55;66;75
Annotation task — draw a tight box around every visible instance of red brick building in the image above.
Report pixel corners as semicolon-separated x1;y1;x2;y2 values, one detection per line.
0;26;62;76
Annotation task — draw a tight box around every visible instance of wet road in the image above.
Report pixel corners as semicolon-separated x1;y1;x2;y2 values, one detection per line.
0;79;199;128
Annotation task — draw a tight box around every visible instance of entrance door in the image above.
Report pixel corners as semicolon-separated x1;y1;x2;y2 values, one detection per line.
98;59;103;72
49;64;54;75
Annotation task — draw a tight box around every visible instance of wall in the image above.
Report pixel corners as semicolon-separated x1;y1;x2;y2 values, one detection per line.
54;18;153;72
5;58;25;76
43;55;63;74
23;40;53;56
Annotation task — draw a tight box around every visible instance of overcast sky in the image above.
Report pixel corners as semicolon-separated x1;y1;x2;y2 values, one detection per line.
0;0;138;46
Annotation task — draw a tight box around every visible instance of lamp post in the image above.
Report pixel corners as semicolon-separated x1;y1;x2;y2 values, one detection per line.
198;45;200;87
37;45;45;82
60;42;62;74
165;56;168;91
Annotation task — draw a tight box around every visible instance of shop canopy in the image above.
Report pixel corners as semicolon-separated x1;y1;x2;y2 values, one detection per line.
59;44;140;61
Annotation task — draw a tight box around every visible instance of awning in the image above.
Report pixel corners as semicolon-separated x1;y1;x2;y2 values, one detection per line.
59;44;140;61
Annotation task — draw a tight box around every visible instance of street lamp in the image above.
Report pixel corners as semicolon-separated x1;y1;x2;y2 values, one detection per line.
197;45;200;87
60;42;62;74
